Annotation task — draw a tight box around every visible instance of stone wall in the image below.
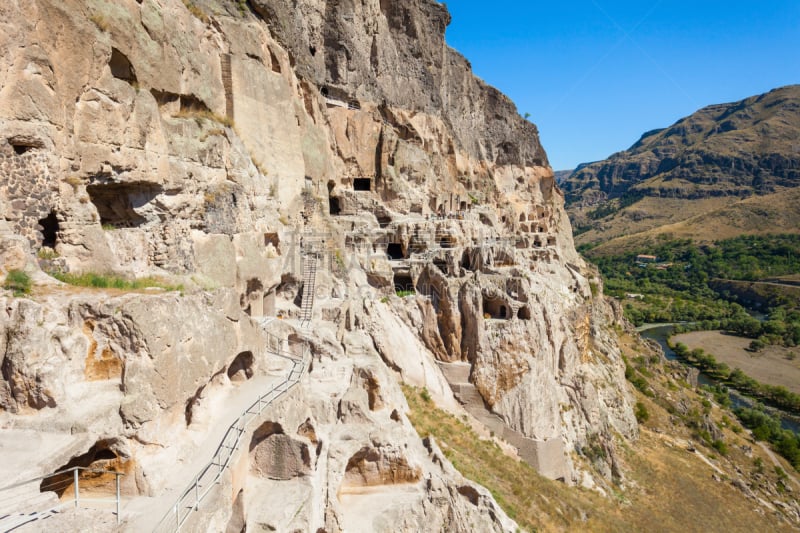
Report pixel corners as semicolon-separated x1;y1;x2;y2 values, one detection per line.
0;150;57;249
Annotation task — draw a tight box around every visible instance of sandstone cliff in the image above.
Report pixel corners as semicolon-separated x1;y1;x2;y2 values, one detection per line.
0;1;636;530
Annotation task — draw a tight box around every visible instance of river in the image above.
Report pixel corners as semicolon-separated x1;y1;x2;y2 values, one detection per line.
639;324;799;433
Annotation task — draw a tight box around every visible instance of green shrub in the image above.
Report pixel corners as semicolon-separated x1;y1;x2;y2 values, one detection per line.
634;401;650;423
419;388;431;403
4;270;32;296
711;439;728;455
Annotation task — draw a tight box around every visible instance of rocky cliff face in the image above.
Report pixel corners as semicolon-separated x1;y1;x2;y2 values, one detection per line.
0;1;636;530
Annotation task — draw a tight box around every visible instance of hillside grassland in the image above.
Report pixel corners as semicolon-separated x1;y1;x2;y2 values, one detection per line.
404;345;797;532
575;188;800;256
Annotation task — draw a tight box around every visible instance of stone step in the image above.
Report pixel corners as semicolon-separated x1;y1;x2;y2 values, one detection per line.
437;362;471;384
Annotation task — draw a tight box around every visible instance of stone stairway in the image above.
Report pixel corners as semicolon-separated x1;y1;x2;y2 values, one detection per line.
437;362;567;480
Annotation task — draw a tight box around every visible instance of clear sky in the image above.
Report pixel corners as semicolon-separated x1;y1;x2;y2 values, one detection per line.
443;0;800;170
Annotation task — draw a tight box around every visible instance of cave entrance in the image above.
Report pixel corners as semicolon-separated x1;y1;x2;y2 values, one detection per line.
87;182;161;228
483;297;509;319
38;211;59;248
228;351;255;382
460;251;473;271
518;306;531;320
109;48;136;84
377;214;392;228
433;258;447;274
459;201;467;211
439;234;456;249
40;440;122;498
547;236;556;246
353;178;371;191
393;272;414;293
386;243;404;261
329;196;341;215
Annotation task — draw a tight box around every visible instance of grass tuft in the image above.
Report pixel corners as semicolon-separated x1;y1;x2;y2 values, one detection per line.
182;0;210;24
4;270;32;296
174;109;234;128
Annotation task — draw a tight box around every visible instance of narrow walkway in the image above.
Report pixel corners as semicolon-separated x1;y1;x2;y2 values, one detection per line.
138;346;307;532
437;362;564;478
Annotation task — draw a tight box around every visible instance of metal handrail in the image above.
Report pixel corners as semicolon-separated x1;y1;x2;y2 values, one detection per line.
151;340;309;533
0;466;124;531
0;467;122;494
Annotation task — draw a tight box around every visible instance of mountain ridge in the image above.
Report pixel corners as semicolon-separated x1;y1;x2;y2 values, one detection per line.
563;85;800;252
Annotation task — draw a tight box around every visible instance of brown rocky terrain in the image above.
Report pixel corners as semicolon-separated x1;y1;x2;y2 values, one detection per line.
0;1;791;532
562;85;800;250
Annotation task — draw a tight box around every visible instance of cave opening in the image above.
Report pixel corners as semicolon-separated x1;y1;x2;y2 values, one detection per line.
433;258;448;274
483;297;510;319
353;178;371;191
38;211;59;248
329;196;341;215
460;251;471;270
386;243;404;260
518;306;532;320
40;440;121;497
86;182;161;228
439;234;456;249
393;272;414;292
12;144;32;155
228;351;255;382
109;48;136;83
377;214;392;228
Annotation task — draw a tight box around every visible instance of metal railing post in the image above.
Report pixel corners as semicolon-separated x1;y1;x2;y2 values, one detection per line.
116;473;121;524
74;468;79;508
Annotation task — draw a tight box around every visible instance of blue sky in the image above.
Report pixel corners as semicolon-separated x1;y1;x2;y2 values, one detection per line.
443;1;800;170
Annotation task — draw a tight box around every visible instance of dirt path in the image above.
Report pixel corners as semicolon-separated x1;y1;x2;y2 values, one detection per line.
757;442;800;489
671;330;800;394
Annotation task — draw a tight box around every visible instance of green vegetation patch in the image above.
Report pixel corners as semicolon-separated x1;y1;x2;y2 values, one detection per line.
585;234;800;325
3;269;32;296
735;406;800;471
52;271;183;292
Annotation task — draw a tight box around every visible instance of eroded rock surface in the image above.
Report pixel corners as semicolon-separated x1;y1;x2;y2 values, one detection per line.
0;0;637;530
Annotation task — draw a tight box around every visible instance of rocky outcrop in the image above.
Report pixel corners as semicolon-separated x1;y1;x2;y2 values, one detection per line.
0;0;637;530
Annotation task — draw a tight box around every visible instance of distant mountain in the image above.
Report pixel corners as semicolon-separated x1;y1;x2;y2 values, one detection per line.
563;85;800;253
554;169;574;184
564;85;800;205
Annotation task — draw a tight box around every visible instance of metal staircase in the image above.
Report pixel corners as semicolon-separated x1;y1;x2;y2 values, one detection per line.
300;250;317;329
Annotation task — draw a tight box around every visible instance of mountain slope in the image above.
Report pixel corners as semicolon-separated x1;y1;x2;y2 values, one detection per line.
563;85;800;250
